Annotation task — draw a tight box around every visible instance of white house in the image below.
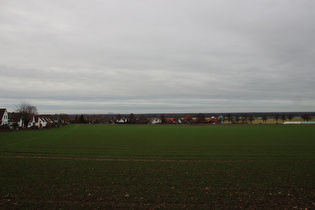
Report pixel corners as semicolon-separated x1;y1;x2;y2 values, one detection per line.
35;116;48;128
8;113;36;128
8;112;23;128
151;118;162;124
27;115;36;128
0;108;9;125
117;118;127;123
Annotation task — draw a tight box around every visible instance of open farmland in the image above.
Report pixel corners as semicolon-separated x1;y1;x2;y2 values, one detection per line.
1;124;314;209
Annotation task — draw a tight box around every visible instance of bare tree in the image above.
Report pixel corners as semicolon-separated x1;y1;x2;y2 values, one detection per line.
16;102;38;128
248;115;254;124
79;115;86;123
58;113;69;125
197;113;205;124
116;114;122;121
262;115;268;124
274;114;279;124
287;114;293;121
241;114;248;124
281;114;286;122
129;113;135;124
226;114;232;124
160;114;166;124
235;115;240;124
139;115;148;124
301;114;311;121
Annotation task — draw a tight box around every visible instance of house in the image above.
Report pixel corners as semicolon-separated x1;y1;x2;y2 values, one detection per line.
27;114;36;128
218;115;224;124
164;118;175;124
184;115;193;123
151;118;162;124
8;112;23;128
51;116;64;124
36;115;63;127
116;118;127;124
206;116;221;124
43;117;54;124
35;116;48;128
8;113;37;128
0;108;9;125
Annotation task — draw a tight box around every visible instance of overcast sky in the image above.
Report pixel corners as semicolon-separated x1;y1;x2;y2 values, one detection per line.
1;0;314;114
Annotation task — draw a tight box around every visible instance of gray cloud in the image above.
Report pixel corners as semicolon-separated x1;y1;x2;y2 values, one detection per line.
1;0;315;114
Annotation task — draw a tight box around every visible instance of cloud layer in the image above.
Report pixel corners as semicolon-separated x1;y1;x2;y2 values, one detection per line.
1;0;315;114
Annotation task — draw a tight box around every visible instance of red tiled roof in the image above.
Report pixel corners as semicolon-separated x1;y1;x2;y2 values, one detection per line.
184;115;192;120
165;118;174;122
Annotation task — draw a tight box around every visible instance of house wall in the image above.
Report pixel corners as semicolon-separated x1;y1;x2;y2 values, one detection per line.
1;110;9;125
37;118;47;128
27;116;36;128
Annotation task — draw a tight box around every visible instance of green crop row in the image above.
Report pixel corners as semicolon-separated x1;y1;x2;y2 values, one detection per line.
1;124;314;160
1;124;314;209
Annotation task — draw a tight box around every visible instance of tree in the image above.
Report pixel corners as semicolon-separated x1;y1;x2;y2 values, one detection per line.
241;114;248;124
58;113;69;125
16;102;38;128
235;115;240;124
79;115;86;123
226;114;232;124
248;115;254;124
197;113;205;124
160;114;166;124
262;115;268;124
281;114;286;122
287;114;293;121
129;113;135;124
301;114;311;121
139;115;148;124
174;116;180;124
274;114;279;124
116;114;122;121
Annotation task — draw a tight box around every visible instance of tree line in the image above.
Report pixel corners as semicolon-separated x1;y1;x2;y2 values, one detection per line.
3;102;313;128
71;112;313;125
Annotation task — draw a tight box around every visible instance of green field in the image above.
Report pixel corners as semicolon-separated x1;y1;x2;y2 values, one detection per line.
1;124;314;209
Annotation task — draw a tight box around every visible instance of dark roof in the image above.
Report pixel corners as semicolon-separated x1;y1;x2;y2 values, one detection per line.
8;113;22;123
0;109;7;118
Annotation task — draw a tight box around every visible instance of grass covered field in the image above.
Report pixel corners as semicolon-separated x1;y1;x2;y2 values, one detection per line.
1;124;314;209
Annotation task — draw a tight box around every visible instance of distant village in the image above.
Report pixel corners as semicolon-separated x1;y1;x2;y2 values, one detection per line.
1;106;314;131
72;113;224;125
0;107;224;130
